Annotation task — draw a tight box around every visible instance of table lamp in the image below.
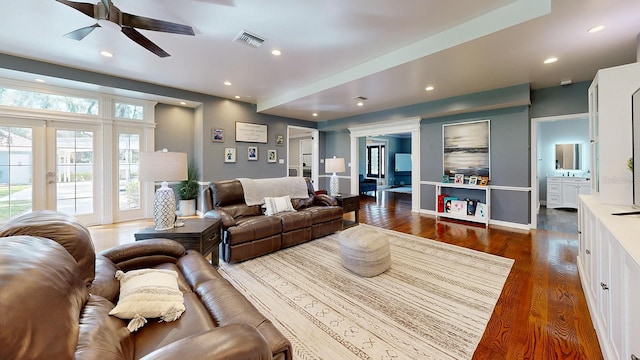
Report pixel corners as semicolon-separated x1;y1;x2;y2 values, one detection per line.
325;156;345;196
139;149;188;230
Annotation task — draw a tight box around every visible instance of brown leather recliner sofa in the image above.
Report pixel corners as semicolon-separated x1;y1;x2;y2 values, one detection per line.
0;210;291;360
202;178;343;263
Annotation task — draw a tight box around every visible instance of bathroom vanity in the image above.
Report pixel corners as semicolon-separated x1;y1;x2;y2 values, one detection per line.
547;176;591;209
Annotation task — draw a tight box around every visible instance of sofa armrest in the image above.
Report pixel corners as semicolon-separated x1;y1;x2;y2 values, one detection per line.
313;194;338;206
99;238;186;270
203;209;237;228
140;324;273;360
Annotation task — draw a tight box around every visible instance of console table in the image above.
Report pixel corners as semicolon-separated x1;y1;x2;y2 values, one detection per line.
134;217;221;266
335;194;360;229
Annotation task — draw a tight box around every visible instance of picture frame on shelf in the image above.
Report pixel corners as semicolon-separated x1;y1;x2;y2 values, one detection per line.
469;176;478;185
454;173;464;184
267;149;277;163
275;134;285;146
224;147;236;163
479;176;489;186
212;128;224;142
442;174;450;183
248;146;258;160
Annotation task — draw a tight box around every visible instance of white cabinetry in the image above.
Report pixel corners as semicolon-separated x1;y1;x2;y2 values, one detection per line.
588;62;640;205
435;183;490;227
578;195;640;360
546;177;590;209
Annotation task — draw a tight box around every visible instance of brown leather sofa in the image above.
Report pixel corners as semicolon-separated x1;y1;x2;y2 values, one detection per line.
202;178;343;263
0;210;291;360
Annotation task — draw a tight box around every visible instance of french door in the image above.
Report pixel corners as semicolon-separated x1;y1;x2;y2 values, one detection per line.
47;121;102;225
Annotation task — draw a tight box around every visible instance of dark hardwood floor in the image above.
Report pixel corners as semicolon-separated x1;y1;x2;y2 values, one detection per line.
357;191;603;360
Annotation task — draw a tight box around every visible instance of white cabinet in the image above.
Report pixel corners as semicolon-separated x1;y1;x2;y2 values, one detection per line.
578;195;640;360
435;183;490;227
546;177;590;209
588;62;640;205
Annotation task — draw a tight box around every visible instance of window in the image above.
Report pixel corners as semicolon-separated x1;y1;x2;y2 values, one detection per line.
0;87;98;115
367;144;385;178
115;102;144;120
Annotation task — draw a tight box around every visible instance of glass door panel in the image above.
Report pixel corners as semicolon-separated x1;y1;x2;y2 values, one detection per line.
54;129;95;218
118;133;140;211
0;126;33;222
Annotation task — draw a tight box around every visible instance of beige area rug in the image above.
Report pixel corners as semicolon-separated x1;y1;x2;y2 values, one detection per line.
219;224;514;360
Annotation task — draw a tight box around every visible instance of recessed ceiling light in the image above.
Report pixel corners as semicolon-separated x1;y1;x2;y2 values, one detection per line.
34;78;46;83
312;113;318;117
100;50;114;58
425;86;434;91
543;57;558;64
224;81;232;86
588;25;605;34
179;101;186;105
357;101;364;107
234;95;241;99
271;49;282;56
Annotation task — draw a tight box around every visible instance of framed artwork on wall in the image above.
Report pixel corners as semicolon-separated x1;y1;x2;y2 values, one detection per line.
443;119;490;179
248;146;258;160
212;128;224;142
267;149;277;163
224;147;236;163
275;134;284;146
236;122;268;143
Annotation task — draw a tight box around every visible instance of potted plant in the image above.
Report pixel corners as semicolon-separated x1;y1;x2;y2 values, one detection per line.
178;161;200;216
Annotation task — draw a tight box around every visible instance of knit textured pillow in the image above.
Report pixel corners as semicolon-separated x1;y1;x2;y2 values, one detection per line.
263;195;296;216
109;268;185;332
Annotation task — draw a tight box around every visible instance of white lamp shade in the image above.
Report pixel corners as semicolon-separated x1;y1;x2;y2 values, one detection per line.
139;151;188;182
325;157;345;173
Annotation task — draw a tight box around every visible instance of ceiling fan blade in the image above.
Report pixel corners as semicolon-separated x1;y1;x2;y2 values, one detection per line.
121;27;170;58
121;13;195;36
64;24;101;40
100;0;110;16
55;0;96;18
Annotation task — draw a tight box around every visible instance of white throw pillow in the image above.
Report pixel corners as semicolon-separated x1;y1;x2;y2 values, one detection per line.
109;268;185;332
264;195;296;216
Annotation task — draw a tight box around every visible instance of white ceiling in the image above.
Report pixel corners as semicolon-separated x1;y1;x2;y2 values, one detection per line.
0;0;638;121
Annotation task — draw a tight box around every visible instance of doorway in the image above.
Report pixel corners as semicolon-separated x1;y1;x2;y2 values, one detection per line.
287;125;319;187
530;112;589;230
348;117;421;212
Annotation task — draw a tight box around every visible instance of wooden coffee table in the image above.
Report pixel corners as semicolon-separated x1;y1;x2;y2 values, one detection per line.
134;217;221;266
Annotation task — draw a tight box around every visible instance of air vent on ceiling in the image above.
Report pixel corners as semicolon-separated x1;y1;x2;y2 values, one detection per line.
353;96;368;101
233;30;266;48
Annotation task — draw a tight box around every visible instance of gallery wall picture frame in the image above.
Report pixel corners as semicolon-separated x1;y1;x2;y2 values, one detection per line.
248;146;258;160
235;122;268;143
212;128;224;142
275;134;284;146
267;149;277;163
442;119;490;179
224;147;236;163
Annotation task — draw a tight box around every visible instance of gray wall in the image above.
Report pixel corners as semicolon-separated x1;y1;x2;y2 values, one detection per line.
155;104;195;162
420;106;530;224
530;81;589;118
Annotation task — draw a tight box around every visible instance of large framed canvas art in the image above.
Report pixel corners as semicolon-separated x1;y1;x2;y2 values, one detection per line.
443;120;490;179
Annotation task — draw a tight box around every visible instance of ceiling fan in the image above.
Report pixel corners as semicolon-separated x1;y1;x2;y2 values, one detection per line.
55;0;195;58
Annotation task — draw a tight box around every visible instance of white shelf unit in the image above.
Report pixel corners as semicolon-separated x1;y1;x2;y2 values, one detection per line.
435;183;490;227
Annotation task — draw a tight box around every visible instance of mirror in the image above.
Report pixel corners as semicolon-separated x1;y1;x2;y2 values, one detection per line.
555;143;582;170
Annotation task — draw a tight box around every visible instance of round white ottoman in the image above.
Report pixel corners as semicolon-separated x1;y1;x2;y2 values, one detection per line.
338;226;391;277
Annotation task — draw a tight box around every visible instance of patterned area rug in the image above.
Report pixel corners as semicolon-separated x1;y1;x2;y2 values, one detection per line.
219;224;513;360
